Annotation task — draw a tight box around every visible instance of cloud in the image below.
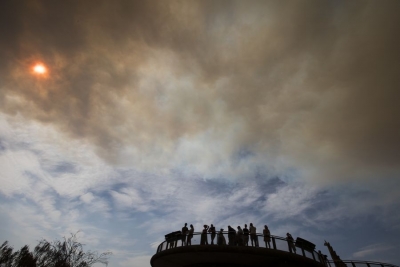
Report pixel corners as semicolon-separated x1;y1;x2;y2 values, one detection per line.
1;2;400;266
80;192;95;204
120;255;152;267
0;1;399;187
0;150;40;196
110;188;150;212
262;183;319;220
353;243;395;259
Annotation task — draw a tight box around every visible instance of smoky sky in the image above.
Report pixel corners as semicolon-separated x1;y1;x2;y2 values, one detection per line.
1;0;400;185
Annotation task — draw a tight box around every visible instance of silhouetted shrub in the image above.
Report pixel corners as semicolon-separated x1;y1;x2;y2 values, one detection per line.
0;233;111;267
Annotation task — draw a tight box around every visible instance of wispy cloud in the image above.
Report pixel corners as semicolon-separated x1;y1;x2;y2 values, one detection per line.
120;255;152;267
353;243;395;259
1;1;400;266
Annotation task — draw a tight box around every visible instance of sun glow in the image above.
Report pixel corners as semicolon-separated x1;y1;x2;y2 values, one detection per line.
33;63;47;74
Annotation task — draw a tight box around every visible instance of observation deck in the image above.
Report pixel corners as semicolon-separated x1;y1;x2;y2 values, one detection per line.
152;232;324;267
150;232;398;267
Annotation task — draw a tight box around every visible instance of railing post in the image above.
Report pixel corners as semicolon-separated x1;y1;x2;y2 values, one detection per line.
311;250;316;261
301;247;305;257
351;262;356;267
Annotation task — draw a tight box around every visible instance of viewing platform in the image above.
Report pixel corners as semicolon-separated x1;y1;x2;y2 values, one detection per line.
151;232;398;267
152;232;324;267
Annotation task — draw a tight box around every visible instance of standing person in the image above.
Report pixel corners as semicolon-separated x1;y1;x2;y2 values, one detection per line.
243;224;249;246
201;225;209;245
227;226;236;246
208;224;216;245
249;223;259;247
187;224;194;246
286;233;296;253
318;250;327;266
236;226;244;246
217;228;226;245
181;223;188;246
263;225;271;248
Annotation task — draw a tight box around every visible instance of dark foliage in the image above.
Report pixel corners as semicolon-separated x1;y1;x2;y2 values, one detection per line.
0;233;111;267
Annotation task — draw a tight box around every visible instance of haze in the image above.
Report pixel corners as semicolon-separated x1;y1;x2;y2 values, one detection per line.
0;1;399;266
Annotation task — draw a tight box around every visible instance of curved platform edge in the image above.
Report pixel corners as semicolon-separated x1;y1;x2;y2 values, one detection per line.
151;245;325;267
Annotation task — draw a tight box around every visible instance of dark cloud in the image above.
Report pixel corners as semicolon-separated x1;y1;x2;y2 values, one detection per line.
1;1;399;184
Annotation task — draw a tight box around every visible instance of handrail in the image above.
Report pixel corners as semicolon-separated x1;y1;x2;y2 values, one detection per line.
156;232;327;265
327;260;398;267
154;232;399;267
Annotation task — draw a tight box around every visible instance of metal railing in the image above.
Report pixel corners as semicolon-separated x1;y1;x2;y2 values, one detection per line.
327;260;398;267
156;232;327;265
155;233;399;267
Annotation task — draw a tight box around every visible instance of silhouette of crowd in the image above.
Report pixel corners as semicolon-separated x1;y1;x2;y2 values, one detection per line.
159;223;333;265
165;223;289;250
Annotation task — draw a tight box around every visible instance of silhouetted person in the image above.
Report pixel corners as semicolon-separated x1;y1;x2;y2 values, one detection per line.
208;224;216;245
318;250;326;265
167;238;175;249
286;233;296;253
249;223;258;247
323;254;329;265
181;223;188;246
201;225;209;245
263;225;271;248
187;224;194;246
243;224;249;246
236;226;244;246
218;228;226;245
228;226;236;246
166;232;180;249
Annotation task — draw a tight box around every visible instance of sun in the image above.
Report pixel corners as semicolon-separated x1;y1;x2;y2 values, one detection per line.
33;63;47;74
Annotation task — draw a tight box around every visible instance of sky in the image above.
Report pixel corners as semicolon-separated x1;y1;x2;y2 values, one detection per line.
0;1;400;266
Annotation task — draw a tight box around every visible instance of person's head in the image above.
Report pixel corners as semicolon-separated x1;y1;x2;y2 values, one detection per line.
250;223;253;226
211;224;213;227
220;228;224;232
237;226;241;229
190;224;193;229
244;224;247;228
185;223;187;226
264;225;267;229
204;225;208;229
